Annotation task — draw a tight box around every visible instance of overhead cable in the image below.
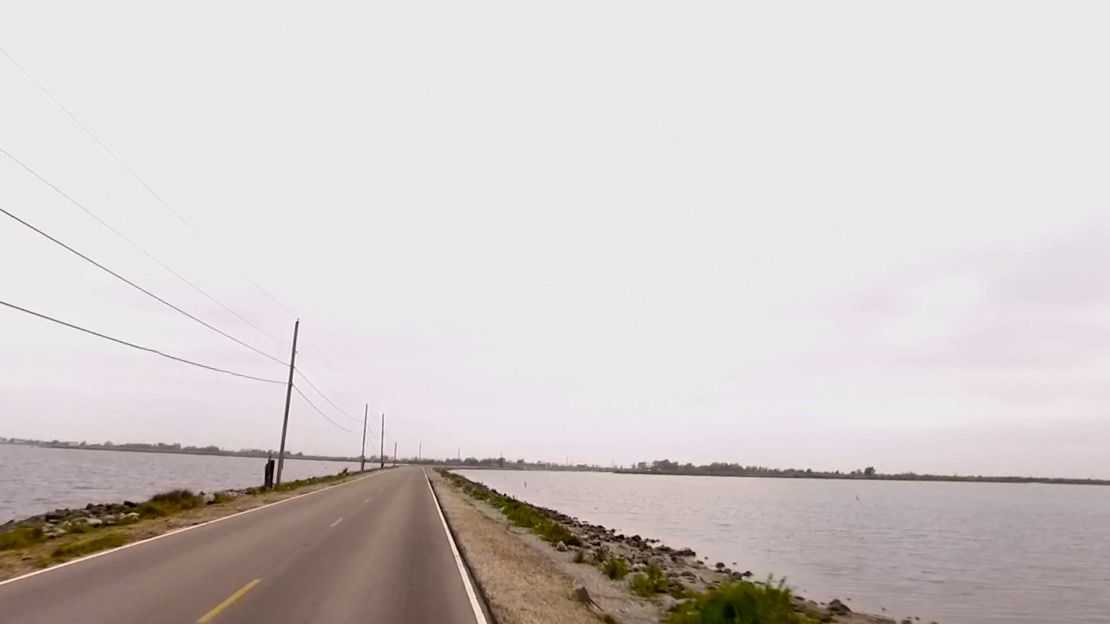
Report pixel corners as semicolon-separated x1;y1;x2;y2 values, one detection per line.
0;145;283;348
292;385;353;432
0;205;286;367
293;368;360;423
0;46;298;327
0;299;285;384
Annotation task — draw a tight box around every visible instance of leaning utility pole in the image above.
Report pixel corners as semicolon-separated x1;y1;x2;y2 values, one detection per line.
379;413;385;469
275;319;300;486
360;404;368;472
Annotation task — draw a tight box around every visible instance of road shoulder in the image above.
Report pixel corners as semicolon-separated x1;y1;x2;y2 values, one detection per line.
430;470;657;624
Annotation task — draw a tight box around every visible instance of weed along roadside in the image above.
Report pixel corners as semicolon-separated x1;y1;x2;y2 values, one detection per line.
437;470;908;624
0;468;385;581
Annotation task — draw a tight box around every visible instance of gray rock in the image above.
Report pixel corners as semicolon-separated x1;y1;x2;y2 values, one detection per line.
556;541;568;552
660;595;680;611
86;517;103;527
828;599;851;615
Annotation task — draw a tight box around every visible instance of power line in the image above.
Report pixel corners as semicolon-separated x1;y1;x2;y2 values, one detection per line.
292;385;353;432
2;48;359;410
0;145;284;346
0;299;284;384
0;46;299;326
0;205;286;367
293;368;360;423
302;335;364;406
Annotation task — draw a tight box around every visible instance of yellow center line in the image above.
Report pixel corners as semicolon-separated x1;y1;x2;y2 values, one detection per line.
197;578;261;623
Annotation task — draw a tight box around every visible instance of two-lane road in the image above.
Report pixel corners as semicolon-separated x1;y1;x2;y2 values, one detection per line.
0;466;486;624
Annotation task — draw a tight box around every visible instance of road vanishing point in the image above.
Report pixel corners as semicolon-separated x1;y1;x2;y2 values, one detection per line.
0;467;488;624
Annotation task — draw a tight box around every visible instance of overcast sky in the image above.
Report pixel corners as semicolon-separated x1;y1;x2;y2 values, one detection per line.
2;2;1109;478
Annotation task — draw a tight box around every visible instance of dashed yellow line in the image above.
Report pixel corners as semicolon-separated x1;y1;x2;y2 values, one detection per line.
197;578;261;623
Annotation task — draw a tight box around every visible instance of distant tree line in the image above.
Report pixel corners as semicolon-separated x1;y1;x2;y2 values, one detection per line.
619;459;1110;486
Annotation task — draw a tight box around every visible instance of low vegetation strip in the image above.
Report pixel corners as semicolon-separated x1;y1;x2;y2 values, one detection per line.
442;470;888;624
441;470;581;547
0;468;374;580
50;532;129;562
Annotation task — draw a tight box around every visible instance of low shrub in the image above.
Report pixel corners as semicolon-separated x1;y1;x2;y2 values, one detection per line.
212;492;235;504
136;489;204;518
0;526;45;551
668;579;808;624
630;562;668;597
573;548;587;563
50;532;128;561
603;558;630;580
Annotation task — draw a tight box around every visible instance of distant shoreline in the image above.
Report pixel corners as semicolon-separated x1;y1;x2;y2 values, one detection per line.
6;440;1106;485
1;441;361;464
609;468;1110;487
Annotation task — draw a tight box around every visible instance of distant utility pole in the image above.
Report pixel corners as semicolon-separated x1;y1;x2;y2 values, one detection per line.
418;441;422;462
393;441;397;466
275;320;300;486
379;413;385;469
360;404;368;472
457;447;460;463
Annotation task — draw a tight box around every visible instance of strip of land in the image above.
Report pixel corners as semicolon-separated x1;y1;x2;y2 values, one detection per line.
0;467;483;624
435;470;920;624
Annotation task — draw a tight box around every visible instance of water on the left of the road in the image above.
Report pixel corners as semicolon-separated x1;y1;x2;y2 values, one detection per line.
0;444;362;522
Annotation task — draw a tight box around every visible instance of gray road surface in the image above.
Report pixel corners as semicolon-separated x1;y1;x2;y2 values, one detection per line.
0;466;483;624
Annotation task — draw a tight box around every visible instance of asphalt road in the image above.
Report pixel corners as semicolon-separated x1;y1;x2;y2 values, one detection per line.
0;466;485;624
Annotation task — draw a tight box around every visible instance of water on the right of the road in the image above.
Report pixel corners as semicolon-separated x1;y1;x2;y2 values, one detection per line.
457;469;1110;624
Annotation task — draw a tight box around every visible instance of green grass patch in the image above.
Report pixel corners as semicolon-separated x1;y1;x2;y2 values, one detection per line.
50;532;128;561
442;471;582;547
668;579;812;624
212;492;235;504
630;562;668;597
64;521;94;534
0;526;45;551
135;489;205;518
603;558;630;580
574;548;587;563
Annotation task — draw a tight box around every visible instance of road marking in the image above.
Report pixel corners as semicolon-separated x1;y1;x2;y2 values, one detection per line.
424;469;489;624
362;496;371;503
330;517;343;528
0;469;390;588
197;578;261;623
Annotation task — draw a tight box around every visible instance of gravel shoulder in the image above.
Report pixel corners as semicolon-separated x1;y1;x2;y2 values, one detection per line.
431;469;659;624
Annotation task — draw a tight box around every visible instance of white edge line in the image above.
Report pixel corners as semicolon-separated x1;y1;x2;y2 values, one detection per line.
424;468;489;624
329;517;343;528
0;470;385;588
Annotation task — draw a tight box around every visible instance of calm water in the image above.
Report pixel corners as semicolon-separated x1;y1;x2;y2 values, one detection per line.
458;469;1110;624
0;444;362;523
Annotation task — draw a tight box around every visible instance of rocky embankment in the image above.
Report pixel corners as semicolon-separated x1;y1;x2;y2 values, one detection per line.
443;471;929;624
2;470;355;542
1;489;249;539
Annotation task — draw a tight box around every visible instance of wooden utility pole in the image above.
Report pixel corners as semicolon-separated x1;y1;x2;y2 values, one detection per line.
418;441;422;462
393;441;397;465
379;413;385;469
275;320;300;486
360;404;368;472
